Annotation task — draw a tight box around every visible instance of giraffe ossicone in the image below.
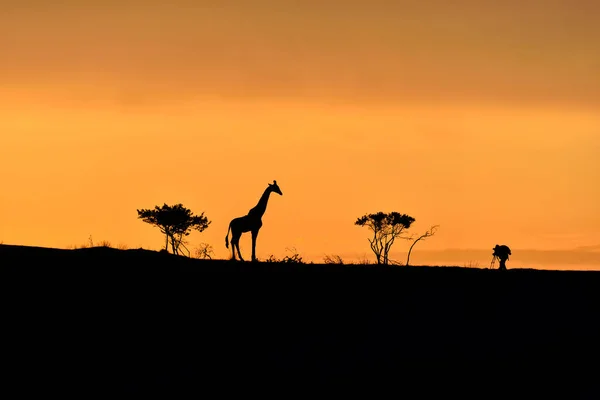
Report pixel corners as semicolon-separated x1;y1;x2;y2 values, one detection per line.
225;181;283;261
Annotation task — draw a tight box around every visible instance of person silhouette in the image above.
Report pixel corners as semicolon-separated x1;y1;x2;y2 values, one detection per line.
493;244;511;270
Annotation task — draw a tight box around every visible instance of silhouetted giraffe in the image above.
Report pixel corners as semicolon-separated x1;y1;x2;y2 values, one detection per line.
225;180;283;261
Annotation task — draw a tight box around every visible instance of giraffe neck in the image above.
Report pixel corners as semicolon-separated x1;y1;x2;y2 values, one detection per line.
249;187;272;218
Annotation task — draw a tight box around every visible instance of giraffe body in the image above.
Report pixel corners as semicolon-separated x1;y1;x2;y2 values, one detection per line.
225;181;282;261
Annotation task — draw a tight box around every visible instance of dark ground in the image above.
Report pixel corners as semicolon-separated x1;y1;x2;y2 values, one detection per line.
1;244;599;396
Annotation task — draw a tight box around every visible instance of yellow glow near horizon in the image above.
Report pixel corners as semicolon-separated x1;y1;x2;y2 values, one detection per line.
1;1;599;268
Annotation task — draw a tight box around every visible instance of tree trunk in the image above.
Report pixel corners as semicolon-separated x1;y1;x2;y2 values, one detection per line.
406;238;420;267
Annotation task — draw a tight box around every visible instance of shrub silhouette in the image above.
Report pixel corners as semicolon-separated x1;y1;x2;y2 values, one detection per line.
323;254;344;265
355;212;415;265
194;242;215;260
137;203;211;255
265;247;304;264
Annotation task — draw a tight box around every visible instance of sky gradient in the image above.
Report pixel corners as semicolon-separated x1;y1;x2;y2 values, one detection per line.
1;1;599;268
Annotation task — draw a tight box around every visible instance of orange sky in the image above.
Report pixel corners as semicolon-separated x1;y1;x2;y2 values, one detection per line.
1;1;599;268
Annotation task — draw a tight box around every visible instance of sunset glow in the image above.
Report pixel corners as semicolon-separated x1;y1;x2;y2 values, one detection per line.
2;1;599;269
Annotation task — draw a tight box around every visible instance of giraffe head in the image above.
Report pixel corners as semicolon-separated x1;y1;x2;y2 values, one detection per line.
269;180;283;196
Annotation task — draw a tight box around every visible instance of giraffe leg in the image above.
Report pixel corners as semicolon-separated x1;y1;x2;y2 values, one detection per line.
231;232;244;261
236;241;244;262
251;229;259;262
229;237;236;261
230;231;242;261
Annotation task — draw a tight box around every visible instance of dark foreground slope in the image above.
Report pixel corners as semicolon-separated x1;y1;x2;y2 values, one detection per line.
1;244;599;395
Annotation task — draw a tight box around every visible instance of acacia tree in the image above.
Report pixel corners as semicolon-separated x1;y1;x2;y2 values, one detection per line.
137;203;211;255
406;225;439;266
355;212;415;265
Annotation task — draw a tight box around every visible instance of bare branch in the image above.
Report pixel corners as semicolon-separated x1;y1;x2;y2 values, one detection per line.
406;225;440;266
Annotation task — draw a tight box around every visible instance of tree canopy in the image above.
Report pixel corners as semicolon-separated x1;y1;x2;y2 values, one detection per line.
355;212;415;265
137;203;211;255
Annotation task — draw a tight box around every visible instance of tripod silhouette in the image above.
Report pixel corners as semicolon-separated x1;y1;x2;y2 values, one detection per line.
491;244;511;270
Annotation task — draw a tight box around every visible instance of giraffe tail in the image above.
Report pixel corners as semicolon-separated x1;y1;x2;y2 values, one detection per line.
225;223;231;248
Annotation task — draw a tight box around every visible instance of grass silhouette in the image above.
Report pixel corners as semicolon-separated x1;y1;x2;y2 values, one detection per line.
1;243;599;395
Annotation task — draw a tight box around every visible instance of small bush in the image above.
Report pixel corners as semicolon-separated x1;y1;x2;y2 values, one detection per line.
194;243;215;260
265;247;304;264
323;254;344;265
